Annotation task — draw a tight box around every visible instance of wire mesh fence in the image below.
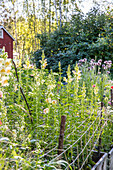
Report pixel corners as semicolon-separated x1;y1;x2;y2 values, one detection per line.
49;109;107;170
34;99;111;170
36;91;113;170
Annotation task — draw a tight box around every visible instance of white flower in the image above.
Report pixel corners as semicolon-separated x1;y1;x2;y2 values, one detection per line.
1;76;9;86
48;84;56;90
52;100;57;104
14;85;18;91
69;78;73;83
72;70;81;82
41;79;45;84
43;108;49;114
0;58;4;66
0;91;3;98
37;82;40;86
46;98;51;103
6;67;11;75
42;60;47;69
0;67;6;76
94;87;98;95
72;70;81;77
49;92;54;96
63;77;67;82
23;64;33;69
4;59;12;67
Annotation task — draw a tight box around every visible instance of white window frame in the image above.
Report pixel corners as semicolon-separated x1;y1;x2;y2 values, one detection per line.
0;29;3;39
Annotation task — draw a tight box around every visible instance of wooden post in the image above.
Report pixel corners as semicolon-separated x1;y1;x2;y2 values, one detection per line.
98;101;104;158
58;115;66;156
111;89;113;106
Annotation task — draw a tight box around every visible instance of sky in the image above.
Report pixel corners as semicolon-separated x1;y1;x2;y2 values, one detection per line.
77;0;113;14
0;0;113;22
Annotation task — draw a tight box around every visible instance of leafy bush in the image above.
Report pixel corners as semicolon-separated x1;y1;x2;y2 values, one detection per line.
33;7;113;76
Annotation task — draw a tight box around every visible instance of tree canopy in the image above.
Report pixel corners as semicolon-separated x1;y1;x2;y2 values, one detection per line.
0;0;113;71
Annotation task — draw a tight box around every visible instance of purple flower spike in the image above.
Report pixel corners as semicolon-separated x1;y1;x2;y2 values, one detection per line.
108;65;111;68
98;59;102;63
104;61;108;64
104;66;107;70
83;58;87;62
98;62;101;66
91;59;95;62
79;59;82;62
106;71;110;74
78;63;82;66
108;60;112;64
102;64;105;68
93;63;96;66
81;59;85;62
91;66;94;69
108;101;111;105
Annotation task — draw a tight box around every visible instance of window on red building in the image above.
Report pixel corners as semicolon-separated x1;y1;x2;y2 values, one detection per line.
0;48;3;53
0;29;3;39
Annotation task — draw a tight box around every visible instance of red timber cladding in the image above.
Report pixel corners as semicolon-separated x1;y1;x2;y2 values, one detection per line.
0;29;13;59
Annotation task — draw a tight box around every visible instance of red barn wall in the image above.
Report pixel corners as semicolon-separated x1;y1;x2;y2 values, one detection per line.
0;29;13;59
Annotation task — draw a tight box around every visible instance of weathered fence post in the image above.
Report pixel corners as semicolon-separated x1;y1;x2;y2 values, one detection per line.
58;115;66;157
98;101;104;158
111;89;113;106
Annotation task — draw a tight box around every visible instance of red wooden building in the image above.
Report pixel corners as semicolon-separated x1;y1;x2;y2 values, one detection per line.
0;26;15;59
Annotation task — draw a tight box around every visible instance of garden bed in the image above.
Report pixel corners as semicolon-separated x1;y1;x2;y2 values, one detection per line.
0;51;113;169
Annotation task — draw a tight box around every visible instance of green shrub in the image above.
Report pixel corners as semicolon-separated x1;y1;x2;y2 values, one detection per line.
33;7;113;76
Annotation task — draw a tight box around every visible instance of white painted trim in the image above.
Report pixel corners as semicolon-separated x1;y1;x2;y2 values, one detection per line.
0;26;15;41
